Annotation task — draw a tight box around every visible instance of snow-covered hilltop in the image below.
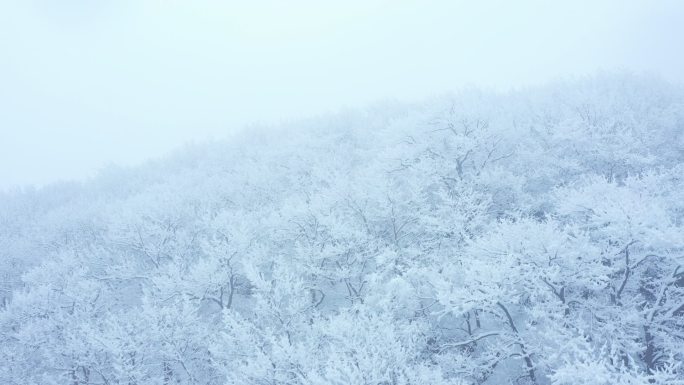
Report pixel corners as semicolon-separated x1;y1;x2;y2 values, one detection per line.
1;75;683;385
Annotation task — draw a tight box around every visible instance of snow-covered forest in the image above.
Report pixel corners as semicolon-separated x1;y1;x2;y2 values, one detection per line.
1;75;683;384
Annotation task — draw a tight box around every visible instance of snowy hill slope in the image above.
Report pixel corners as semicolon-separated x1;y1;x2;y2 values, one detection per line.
1;74;683;384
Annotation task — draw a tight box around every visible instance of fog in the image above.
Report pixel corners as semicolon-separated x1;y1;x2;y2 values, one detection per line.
2;3;684;383
1;0;682;189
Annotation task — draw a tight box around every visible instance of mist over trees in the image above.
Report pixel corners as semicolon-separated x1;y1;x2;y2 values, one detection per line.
1;74;683;384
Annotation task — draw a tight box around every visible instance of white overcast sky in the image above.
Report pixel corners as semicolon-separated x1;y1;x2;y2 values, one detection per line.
1;0;683;189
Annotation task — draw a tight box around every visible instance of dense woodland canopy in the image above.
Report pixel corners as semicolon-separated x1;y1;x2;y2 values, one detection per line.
1;74;683;384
